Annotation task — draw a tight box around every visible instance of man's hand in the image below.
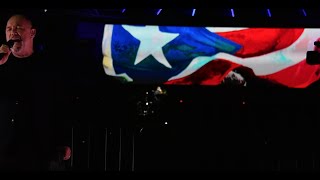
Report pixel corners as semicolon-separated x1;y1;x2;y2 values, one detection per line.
0;44;11;65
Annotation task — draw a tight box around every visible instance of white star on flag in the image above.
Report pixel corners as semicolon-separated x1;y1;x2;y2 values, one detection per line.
122;25;179;68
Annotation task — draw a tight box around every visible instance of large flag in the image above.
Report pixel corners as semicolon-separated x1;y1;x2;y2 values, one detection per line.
102;24;320;88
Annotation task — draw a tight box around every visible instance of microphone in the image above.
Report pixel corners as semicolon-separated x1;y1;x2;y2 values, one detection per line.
0;39;19;59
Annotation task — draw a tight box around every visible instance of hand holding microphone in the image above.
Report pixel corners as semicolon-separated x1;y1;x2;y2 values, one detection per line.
0;40;18;65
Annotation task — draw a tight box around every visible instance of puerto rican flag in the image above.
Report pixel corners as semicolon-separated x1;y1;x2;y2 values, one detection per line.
102;24;320;88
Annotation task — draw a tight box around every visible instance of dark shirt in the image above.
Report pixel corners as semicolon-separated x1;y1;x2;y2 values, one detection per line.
0;50;63;171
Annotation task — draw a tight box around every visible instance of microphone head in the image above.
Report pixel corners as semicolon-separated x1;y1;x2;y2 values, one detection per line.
7;39;20;48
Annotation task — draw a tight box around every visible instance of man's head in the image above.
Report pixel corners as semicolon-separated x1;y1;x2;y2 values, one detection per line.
5;14;36;58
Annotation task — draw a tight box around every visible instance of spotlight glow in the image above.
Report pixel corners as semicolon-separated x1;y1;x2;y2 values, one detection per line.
156;9;162;15
302;8;307;17
192;9;196;16
230;9;235;17
267;9;271;17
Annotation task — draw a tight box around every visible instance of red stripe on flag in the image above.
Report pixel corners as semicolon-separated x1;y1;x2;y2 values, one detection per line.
216;28;304;58
259;60;320;88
